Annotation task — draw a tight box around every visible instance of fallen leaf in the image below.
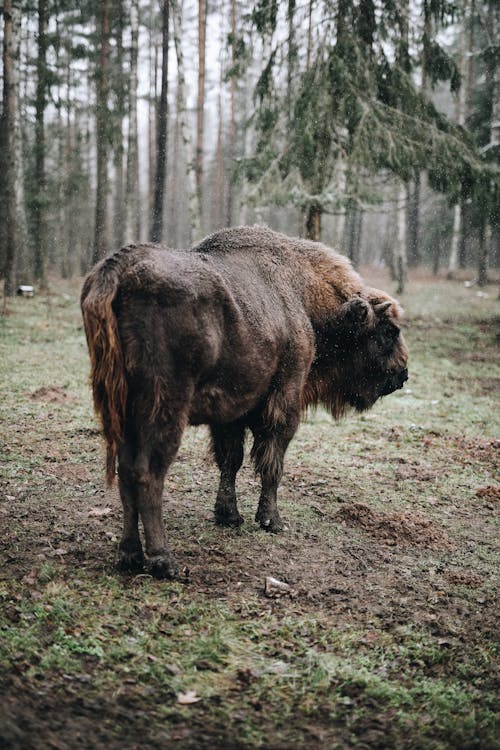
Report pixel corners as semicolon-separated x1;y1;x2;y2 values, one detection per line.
88;507;112;517
177;690;202;705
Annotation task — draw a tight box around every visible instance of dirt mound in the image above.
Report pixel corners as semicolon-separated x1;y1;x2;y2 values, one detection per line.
443;570;484;587
475;485;500;501
29;386;76;403
335;502;454;550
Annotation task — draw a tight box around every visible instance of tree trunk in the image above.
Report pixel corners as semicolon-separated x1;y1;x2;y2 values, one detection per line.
305;205;321;241
226;0;237;227
447;203;462;279
214;87;225;229
34;0;47;287
395;182;408;294
2;0;23;296
196;0;206;229
171;0;201;243
147;0;158;225
286;0;297;127
151;0;169;243
448;0;472;277
113;0;125;249
125;0;140;243
93;0;111;263
407;175;420;266
478;219;488;286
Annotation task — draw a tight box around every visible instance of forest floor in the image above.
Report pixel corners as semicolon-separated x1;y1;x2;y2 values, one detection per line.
0;268;499;750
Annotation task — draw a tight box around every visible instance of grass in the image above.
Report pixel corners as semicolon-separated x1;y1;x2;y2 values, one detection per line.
0;271;499;749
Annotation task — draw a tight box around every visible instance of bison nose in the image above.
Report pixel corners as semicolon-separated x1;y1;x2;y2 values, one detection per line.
398;368;408;388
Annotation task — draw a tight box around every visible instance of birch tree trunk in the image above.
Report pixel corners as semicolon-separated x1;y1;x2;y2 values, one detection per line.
151;0;169;243
171;0;201;243
125;0;140;243
93;0;111;263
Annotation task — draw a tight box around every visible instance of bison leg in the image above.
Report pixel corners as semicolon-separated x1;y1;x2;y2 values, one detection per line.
211;422;245;527
251;410;300;533
117;427;183;580
117;444;145;572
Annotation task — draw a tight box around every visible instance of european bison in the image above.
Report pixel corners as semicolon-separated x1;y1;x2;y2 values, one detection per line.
81;226;408;578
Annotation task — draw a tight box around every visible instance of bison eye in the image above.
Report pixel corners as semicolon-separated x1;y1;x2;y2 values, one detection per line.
373;324;399;353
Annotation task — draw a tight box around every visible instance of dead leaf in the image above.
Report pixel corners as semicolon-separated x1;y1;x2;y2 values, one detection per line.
177;690;202;705
88;507;112;517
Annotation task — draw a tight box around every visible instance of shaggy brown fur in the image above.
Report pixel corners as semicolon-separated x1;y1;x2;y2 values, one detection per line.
81;226;408;578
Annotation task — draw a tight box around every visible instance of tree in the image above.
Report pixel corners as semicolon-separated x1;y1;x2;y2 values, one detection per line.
124;0;140;244
196;0;206;227
93;0;111;263
151;0;170;243
1;0;25;296
448;0;473;278
112;0;126;249
171;0;201;243
244;0;495;253
33;0;48;288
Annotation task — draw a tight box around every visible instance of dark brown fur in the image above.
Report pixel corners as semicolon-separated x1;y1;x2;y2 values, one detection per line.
81;226;408;578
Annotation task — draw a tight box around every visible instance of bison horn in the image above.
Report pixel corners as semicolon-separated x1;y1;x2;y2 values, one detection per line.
342;297;371;325
373;300;392;316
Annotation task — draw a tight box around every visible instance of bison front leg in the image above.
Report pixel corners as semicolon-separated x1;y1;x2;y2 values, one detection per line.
211;421;245;527
251;410;300;533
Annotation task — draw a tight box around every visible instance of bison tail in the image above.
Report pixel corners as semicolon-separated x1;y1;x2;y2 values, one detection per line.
81;252;130;485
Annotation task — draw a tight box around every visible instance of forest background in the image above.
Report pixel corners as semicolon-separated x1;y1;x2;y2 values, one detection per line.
0;0;499;296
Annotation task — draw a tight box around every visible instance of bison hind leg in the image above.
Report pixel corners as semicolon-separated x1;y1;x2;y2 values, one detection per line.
211;422;245;528
117;417;185;580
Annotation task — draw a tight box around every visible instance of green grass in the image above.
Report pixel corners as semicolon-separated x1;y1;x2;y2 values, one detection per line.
0;273;499;749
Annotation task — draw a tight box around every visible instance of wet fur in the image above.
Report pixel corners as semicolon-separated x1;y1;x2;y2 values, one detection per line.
81;226;408;577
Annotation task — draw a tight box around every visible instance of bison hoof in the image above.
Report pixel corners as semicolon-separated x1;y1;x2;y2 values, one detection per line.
117;549;145;573
215;508;245;528
256;513;286;533
147;554;179;580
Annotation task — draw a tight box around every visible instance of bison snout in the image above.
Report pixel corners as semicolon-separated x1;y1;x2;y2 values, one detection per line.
381;368;408;396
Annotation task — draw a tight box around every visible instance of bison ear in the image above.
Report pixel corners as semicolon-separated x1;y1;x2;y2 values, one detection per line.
373;300;392;317
341;297;372;326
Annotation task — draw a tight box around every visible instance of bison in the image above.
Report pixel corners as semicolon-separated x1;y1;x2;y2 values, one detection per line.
81;226;408;578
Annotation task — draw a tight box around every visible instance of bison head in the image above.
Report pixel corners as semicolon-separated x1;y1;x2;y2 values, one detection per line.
333;295;408;412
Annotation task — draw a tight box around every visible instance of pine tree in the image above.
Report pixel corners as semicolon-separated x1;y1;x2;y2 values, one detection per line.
244;0;497;247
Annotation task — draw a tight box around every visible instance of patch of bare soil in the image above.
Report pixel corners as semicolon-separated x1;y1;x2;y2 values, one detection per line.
334;502;455;550
451;436;500;462
0;677;259;750
476;485;500;501
443;570;484;587
29;386;76;403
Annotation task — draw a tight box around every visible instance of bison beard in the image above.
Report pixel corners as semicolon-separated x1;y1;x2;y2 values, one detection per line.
81;226;408;579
